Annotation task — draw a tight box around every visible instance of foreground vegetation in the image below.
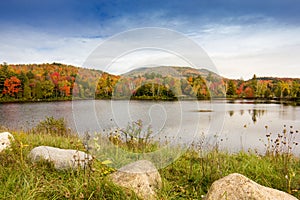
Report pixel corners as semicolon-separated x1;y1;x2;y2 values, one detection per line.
0;118;300;199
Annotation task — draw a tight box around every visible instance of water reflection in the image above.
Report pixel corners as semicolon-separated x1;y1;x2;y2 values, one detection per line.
228;109;266;123
240;109;244;116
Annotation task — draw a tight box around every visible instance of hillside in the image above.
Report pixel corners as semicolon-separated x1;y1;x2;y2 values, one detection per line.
122;66;220;79
0;63;119;101
118;66;224;99
0;63;299;102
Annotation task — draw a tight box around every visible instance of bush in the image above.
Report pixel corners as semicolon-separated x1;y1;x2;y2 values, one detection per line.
108;120;158;153
34;116;70;137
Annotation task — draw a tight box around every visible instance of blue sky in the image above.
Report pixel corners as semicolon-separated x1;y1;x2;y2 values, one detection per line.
0;0;300;79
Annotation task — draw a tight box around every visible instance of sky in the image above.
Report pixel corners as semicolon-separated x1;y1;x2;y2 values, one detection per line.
0;0;300;79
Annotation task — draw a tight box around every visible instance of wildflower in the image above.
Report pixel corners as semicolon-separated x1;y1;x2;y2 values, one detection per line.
79;193;84;199
283;129;287;134
65;192;71;198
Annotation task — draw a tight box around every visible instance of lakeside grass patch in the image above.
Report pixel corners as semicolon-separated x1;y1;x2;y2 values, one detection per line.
0;119;299;199
0;130;136;200
159;150;300;199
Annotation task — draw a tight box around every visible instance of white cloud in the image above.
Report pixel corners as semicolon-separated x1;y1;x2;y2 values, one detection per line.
106;49;191;75
0;28;102;66
82;28;216;75
192;22;300;79
1;19;300;80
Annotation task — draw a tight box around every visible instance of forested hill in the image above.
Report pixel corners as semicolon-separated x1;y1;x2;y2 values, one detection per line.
0;63;119;101
0;63;299;102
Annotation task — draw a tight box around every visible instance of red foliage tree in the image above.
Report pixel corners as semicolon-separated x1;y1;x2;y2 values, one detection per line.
244;86;254;98
236;83;244;96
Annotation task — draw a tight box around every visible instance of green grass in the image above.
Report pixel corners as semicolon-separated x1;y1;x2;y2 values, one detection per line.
1;128;299;199
0;131;139;200
158;150;300;199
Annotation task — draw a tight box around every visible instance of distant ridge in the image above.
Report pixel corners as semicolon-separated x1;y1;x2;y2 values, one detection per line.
122;66;221;79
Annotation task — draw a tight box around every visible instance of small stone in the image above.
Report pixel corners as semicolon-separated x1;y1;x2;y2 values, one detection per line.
28;146;92;170
205;173;297;200
0;132;14;152
109;160;162;200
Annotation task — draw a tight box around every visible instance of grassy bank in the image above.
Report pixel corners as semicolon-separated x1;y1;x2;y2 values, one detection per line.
1;125;300;199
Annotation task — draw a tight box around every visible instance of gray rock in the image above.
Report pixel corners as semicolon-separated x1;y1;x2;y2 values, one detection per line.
205;173;297;200
0;132;14;152
109;160;162;200
29;146;92;170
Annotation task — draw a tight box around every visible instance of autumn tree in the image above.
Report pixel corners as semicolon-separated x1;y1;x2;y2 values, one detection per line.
2;76;21;97
181;78;193;96
41;80;55;98
96;74;116;98
23;82;31;100
58;80;71;97
250;74;258;97
19;71;31;100
191;76;210;99
226;80;236;96
244;86;254;98
132;83;176;100
0;64;11;94
34;81;43;99
291;81;300;98
50;72;60;97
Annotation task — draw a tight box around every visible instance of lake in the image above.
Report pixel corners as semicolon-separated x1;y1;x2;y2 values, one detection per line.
0;99;299;155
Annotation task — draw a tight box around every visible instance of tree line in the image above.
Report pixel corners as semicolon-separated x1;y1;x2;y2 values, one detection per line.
0;63;299;102
225;75;300;99
0;63;118;101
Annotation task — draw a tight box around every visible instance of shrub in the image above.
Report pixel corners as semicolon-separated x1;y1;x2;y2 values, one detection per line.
34;116;70;137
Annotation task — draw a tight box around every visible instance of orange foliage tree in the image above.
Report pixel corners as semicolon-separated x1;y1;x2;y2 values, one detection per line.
2;76;21;97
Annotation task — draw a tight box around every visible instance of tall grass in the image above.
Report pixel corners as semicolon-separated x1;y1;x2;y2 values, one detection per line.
0;117;299;199
159;125;300;199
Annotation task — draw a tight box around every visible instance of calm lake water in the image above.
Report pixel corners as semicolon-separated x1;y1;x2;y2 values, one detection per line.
0;100;299;154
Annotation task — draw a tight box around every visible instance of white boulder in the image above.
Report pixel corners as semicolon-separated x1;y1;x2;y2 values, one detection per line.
205;173;297;200
109;160;162;200
0;132;14;152
29;146;92;170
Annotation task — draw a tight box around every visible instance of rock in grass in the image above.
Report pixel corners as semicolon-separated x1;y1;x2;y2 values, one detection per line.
205;173;297;200
29;146;92;170
109;160;162;200
0;132;14;152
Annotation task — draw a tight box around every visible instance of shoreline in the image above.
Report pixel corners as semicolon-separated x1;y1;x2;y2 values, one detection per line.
0;97;299;105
